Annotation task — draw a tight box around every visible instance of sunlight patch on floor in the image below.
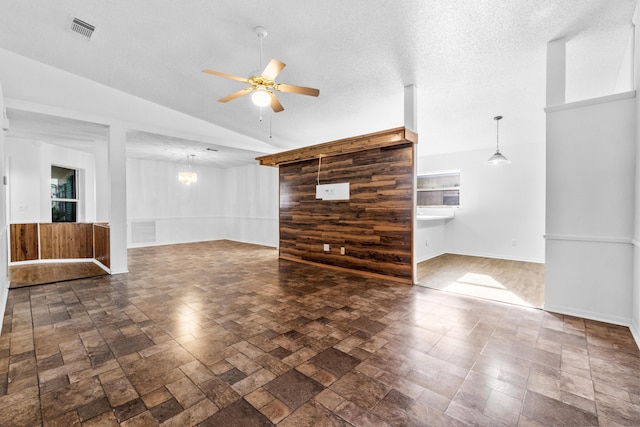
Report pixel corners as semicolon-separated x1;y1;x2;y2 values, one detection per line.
441;272;534;307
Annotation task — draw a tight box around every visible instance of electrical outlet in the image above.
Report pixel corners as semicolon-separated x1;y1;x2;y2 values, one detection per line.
340;247;345;255
511;239;517;246
323;243;330;252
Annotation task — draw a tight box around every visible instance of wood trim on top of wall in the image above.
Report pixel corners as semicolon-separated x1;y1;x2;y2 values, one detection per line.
256;127;418;166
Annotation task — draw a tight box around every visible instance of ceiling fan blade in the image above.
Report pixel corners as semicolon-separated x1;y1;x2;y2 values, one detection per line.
276;83;320;97
218;87;253;103
202;69;248;83
269;91;284;113
262;59;286;80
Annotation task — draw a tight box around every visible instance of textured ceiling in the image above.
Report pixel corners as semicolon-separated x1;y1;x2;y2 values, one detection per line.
0;0;636;166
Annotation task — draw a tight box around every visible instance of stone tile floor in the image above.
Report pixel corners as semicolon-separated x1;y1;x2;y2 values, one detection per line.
0;240;638;426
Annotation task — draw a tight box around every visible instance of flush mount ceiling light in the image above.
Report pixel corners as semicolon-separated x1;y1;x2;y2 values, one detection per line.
486;115;511;165
178;154;198;185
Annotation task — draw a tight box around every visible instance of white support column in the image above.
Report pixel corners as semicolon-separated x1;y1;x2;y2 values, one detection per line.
405;84;418;284
0;79;8;333
546;38;566;107
108;123;128;274
95;139;109;222
404;84;417;132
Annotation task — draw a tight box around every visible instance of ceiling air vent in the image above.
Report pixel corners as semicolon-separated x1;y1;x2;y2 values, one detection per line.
70;17;95;40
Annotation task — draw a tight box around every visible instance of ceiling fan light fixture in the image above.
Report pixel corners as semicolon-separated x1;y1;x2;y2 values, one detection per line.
486;115;511;165
201;26;319;113
251;87;271;107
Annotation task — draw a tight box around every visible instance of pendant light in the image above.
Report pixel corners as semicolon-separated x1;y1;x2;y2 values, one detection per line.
178;154;198;185
486;115;511;165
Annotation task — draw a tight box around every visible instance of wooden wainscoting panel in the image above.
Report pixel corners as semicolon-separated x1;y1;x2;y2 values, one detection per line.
40;223;94;259
279;143;415;281
93;224;110;268
10;223;39;262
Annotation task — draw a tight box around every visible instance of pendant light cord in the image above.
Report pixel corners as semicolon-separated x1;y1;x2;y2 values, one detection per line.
494;115;503;153
496;119;500;152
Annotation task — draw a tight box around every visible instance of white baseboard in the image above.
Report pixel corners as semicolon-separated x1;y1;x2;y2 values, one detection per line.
416;251;446;264
544;303;631;328
128;237;225;249
10;258;94;266
92;259;110;274
416;251;544;265
0;275;8;335
631;320;640;351
430;250;544;264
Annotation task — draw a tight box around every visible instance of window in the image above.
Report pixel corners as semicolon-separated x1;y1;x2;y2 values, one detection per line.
417;170;460;207
51;166;77;222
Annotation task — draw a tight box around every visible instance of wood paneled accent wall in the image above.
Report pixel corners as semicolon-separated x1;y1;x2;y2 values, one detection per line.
10;223;38;262
40;223;94;259
93;224;110;268
258;127;417;283
10;223;110;268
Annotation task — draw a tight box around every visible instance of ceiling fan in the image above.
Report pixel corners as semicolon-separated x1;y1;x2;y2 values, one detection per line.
202;26;319;113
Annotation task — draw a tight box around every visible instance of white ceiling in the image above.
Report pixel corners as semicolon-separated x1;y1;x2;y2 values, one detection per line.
0;1;636;167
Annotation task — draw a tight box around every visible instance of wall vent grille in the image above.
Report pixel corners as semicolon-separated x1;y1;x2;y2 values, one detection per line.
131;221;156;244
70;17;95;40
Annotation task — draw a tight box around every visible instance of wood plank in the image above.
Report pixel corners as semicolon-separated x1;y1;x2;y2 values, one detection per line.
93;224;110;268
40;223;93;259
279;254;412;285
256;127;417;166
10;223;38;262
278;142;415;281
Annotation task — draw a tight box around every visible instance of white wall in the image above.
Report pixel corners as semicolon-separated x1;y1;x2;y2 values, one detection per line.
416;142;546;263
6;139;40;223
6;138;96;224
632;5;640;347
545;93;635;326
0;79;8;333
414;218;447;262
126;160;278;248
126;157;226;247
223;163;279;248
